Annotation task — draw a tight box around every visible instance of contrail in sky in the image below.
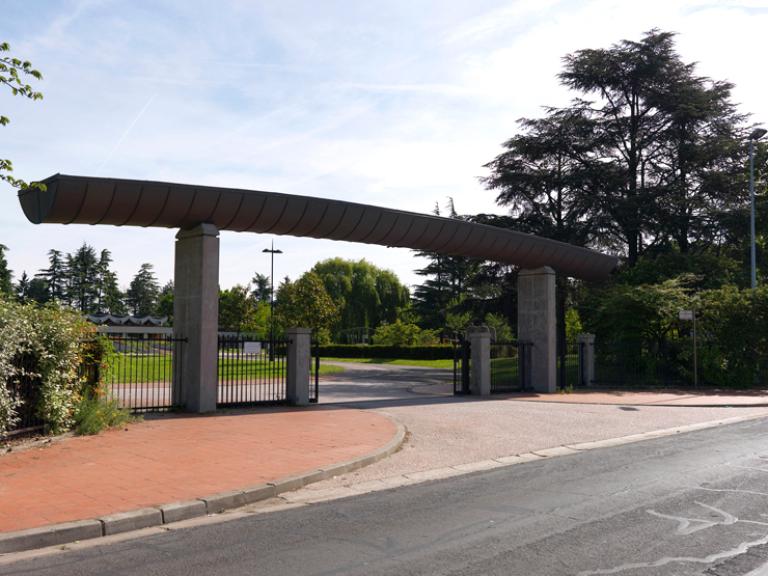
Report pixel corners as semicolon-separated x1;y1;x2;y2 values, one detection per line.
95;93;156;174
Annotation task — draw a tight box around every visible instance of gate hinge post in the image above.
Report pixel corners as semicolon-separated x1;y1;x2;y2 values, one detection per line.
286;327;312;406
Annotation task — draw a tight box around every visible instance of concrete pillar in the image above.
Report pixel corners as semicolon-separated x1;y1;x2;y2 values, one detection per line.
517;267;557;393
468;326;491;396
577;333;596;386
173;223;220;412
286;327;311;406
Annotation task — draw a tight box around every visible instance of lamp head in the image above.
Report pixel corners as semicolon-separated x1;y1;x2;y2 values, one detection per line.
750;127;767;141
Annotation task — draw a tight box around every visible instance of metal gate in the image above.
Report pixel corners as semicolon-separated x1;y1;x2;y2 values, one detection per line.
558;339;585;390
310;341;320;403
490;341;531;393
217;335;288;406
100;334;186;413
453;338;470;395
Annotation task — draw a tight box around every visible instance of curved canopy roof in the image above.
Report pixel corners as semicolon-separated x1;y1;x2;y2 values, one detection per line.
19;174;618;280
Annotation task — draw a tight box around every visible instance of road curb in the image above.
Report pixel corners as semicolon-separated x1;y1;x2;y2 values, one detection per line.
505;396;768;409
0;419;406;554
279;411;768;507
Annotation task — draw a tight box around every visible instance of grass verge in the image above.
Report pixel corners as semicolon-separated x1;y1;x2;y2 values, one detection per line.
322;357;454;369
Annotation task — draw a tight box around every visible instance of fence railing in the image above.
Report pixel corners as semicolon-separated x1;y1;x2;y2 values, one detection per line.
558;339;583;390
310;342;320;403
490;341;531;393
5;351;46;436
593;339;685;387
217;336;288;406
453;338;470;395
96;334;187;412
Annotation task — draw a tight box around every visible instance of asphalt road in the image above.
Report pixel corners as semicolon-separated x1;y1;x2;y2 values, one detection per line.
6;417;768;576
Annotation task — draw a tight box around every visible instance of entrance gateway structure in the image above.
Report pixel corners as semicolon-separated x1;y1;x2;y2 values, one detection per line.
19;174;618;412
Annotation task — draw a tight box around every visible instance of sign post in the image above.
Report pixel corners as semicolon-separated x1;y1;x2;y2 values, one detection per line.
679;310;697;387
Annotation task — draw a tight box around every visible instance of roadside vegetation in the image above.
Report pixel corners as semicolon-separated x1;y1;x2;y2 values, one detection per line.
0;299;131;438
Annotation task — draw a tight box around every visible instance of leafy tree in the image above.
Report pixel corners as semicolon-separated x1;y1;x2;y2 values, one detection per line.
276;272;338;343
557;29;750;265
125;263;160;316
483;313;514;342
483;109;606;248
219;285;262;333
25;276;49;305
0;244;11;296
311;258;410;338
156;281;174;321
0;42;43;189
251;273;271;302
372;320;440;346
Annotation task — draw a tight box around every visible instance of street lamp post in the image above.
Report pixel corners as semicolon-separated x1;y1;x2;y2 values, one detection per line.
749;127;767;289
262;241;283;361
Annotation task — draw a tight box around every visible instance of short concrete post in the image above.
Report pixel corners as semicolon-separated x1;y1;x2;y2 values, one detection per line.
467;326;491;396
173;223;220;413
517;267;557;393
577;333;596;386
286;327;311;406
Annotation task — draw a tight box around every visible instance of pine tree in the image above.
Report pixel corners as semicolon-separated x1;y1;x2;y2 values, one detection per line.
36;249;66;303
126;263;160;317
93;249;124;314
0;244;12;296
15;271;29;303
66;244;99;312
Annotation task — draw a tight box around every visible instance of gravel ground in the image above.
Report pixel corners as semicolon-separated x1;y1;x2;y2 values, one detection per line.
313;363;768;488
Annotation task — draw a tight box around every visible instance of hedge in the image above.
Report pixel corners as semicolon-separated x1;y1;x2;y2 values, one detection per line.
317;344;454;360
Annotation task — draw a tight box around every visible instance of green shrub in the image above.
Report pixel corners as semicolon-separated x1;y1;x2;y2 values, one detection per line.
582;279;768;388
0;298;95;435
73;389;133;436
372;320;440;346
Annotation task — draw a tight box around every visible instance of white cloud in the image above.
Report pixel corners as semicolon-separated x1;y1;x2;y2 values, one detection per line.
2;0;767;291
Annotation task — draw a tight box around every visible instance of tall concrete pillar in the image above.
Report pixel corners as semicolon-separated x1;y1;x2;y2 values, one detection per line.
517;267;556;393
468;326;491;396
286;327;311;406
174;223;220;413
577;333;596;386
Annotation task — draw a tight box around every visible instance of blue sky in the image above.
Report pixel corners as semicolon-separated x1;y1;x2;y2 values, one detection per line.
2;0;767;290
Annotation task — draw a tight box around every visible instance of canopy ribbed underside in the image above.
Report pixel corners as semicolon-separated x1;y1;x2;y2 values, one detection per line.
19;174;618;280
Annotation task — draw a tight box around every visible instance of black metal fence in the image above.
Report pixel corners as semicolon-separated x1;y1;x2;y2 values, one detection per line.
453;338;470;395
593;339;686;387
217;336;288;406
490;341;531;394
99;335;186;412
558;339;584;390
310;342;320;403
5;351;45;435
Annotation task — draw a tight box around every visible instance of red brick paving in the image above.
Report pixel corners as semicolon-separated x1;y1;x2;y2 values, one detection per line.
0;407;396;533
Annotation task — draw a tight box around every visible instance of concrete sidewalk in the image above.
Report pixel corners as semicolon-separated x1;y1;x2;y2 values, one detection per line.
0;407;399;540
506;389;768;407
3;376;768;555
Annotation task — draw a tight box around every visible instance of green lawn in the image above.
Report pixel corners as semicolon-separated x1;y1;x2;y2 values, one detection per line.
491;357;520;384
106;354;344;384
321;357;454;369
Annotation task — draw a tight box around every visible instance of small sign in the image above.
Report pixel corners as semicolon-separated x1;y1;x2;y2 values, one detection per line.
243;341;261;354
679;310;694;321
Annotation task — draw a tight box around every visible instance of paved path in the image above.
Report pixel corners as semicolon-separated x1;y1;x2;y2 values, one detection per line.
3;360;768;548
9;417;768;575
308;363;768;489
0;407;396;533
